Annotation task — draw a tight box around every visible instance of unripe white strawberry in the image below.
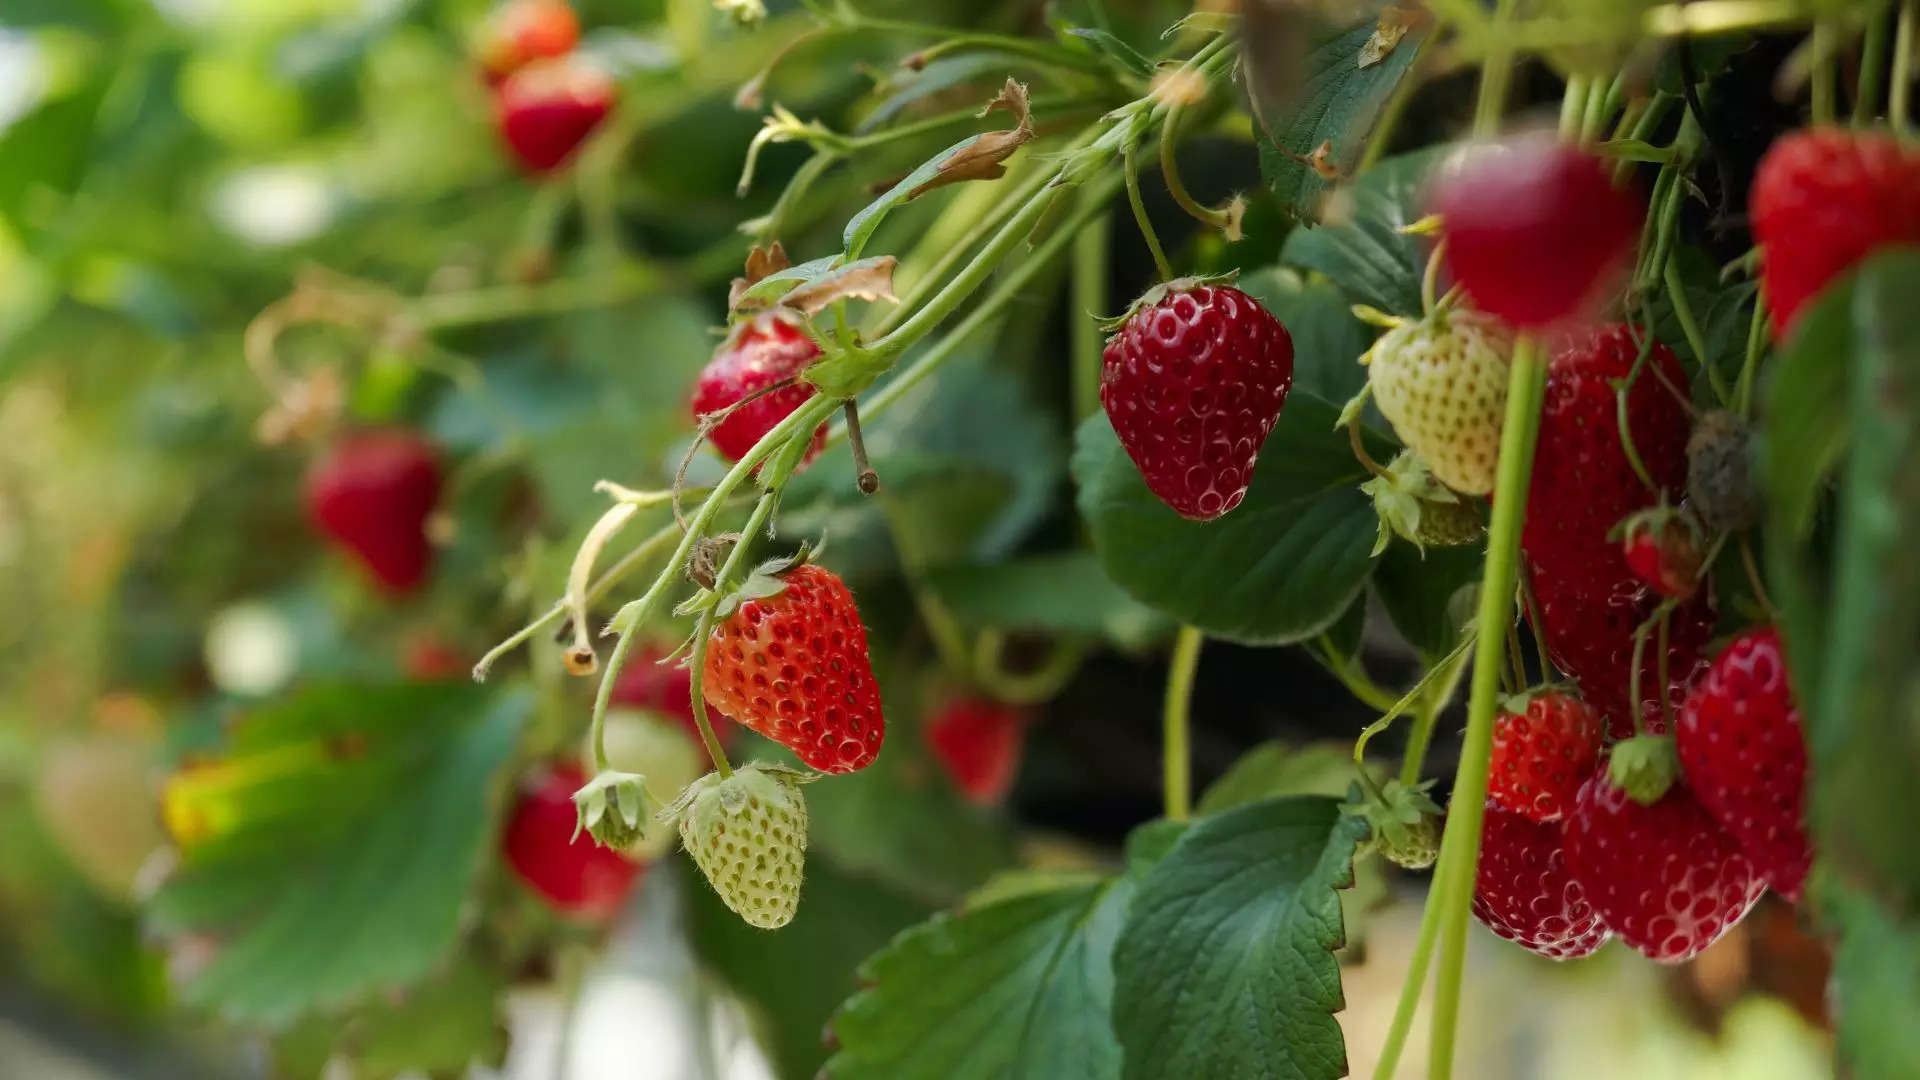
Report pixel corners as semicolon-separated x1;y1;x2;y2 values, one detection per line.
673;763;809;929
1364;309;1513;495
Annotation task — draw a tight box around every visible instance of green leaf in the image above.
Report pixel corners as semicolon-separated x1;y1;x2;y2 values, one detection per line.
826;823;1180;1080
1236;266;1376;405
1826;884;1920;1076
1372;541;1481;659
1197;742;1359;816
1760;296;1851;547
924;551;1172;650
1063;28;1154;77
856;55;1017;134
1279;147;1444;317
1072;398;1382;645
147;684;530;1026
1253;16;1431;222
1111;796;1364;1080
350;956;507;1078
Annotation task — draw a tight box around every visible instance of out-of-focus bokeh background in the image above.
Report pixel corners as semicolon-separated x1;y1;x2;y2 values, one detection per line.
0;1;1843;1077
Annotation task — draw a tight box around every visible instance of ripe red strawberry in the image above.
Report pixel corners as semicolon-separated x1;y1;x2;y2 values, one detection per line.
475;0;579;86
1751;129;1920;334
1521;326;1711;737
1563;767;1764;963
691;312;827;467
1471;804;1610;960
502;762;644;920
1100;282;1294;520
612;647;734;757
1433;134;1643;329
495;57;613;173
1620;508;1702;599
1488;690;1603;823
702;563;883;773
306;430;443;595
1676;627;1811;900
924;698;1027;805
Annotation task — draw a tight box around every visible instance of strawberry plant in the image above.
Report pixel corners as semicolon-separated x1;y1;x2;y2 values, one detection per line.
4;0;1920;1077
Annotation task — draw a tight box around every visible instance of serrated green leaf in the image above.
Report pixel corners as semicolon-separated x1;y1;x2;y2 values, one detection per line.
1279;147;1444;317
1072;397;1384;645
1111;796;1364;1080
1253;16;1431;222
924;551;1172;651
147;684;530;1026
1372;540;1480;659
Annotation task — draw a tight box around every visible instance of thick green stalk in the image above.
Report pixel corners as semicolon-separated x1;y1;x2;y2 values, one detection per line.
1857;6;1892;126
1812;20;1839;125
1427;339;1547;1079
1162;626;1204;822
1896;0;1917;135
1071;205;1111;420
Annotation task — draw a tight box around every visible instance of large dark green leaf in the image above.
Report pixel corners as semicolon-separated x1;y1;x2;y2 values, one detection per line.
1252;15;1431;222
1111;796;1364;1080
1279;147;1444;317
1072;398;1382;645
147;684;530;1026
1236;266;1375;405
1372;540;1480;660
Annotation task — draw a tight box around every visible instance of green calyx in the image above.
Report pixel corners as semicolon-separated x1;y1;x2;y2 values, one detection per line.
1361;451;1485;557
1094;271;1241;333
571;769;655;851
676;541;818;621
1344;778;1444;870
1608;735;1680;805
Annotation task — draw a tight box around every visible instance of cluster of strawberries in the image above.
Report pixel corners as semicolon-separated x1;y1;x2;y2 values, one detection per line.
478;0;615;174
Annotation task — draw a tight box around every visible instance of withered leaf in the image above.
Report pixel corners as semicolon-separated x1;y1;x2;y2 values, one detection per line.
727;242;792;309
779;256;898;314
903;79;1034;200
1358;7;1419;69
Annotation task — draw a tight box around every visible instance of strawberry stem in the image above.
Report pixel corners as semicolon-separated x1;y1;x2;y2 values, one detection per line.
1161;626;1203;822
1158;94;1240;240
1736;289;1769;415
1123;138;1174;283
842;400;879;494
1856;8;1892;127
687;610;734;780
1663;260;1728;406
1070;198;1111;422
1811;20;1840;126
1896;1;1916;136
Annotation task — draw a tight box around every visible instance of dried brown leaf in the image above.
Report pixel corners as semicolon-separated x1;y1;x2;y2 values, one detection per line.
903;79;1034;200
727;242;792;309
780;257;898;314
1357;7;1418;69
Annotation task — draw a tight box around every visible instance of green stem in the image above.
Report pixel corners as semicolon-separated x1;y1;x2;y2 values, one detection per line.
1737;289;1769;416
1400;650;1470;787
1560;74;1589;138
1471;0;1522;134
1071;208;1111;420
1162;626;1203;822
410;265;662;330
974;632;1090;705
687;609;731;778
1373;835;1462;1080
1812;20;1839;125
1158;97;1232;234
844;13;1113;75
1664;260;1728;406
1123;139;1174;282
1428;338;1547;1080
845;93;1086;152
1318;641;1400;713
1895;0;1917;135
1857;7;1892;126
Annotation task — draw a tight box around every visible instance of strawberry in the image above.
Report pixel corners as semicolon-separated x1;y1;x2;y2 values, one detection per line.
924;697;1027;805
1432;134;1643;329
502;762;644;921
475;0;579;86
495;56;613;173
1687;410;1761;533
1563;766;1765;963
402;633;468;681
1619;506;1703;599
1676;627;1812;900
702;562;884;773
675;763;809;929
1100;281;1294;520
1471;804;1611;960
1363;308;1513;495
1521;326;1710;737
691;312;827;467
1488;690;1603;823
593;708;707;860
306;430;443;595
1346;779;1443;870
612;647;734;758
1360;450;1484;554
1751;129;1920;334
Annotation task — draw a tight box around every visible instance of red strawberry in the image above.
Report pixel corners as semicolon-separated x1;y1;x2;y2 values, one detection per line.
611;647;734;757
924;698;1027;805
1100;282;1294;520
1433;134;1643;329
1619;507;1703;599
495;57;613;173
691;313;826;467
1471;804;1611;960
306;430;443;595
475;0;579;86
1751;129;1920;334
402;633;468;681
1676;627;1811;900
502;762;644;920
1521;326;1710;737
702;563;883;773
1488;690;1603;823
1563;767;1765;963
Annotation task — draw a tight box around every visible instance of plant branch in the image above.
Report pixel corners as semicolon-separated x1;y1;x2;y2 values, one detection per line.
1162;626;1204;822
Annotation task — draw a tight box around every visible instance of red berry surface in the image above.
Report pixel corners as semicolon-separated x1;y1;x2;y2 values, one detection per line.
1563;769;1765;963
1472;804;1611;960
495;57;613;173
1752;129;1920;334
1521;325;1710;737
611;647;734;758
1622;523;1699;599
306;430;443;595
502;763;643;920
924;698;1027;805
691;313;826;467
1489;691;1603;822
703;564;884;773
1099;283;1293;520
1676;627;1812;900
1433;134;1643;329
477;0;580;85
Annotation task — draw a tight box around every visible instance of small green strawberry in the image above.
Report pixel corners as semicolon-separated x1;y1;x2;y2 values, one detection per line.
1344;778;1443;870
1362;308;1514;495
670;763;810;929
1360;450;1485;555
588;707;707;860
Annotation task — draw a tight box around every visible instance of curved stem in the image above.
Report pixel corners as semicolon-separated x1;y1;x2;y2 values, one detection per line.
973;632;1090;705
1737;289;1768;416
1158;97;1232;235
1664;260;1728;406
1318;638;1399;713
687;609;732;778
1471;0;1522;133
1401;649;1471;787
1123;139;1174;282
1071;207;1111;420
1428;337;1547;1080
1162;626;1204;822
1348;420;1389;478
